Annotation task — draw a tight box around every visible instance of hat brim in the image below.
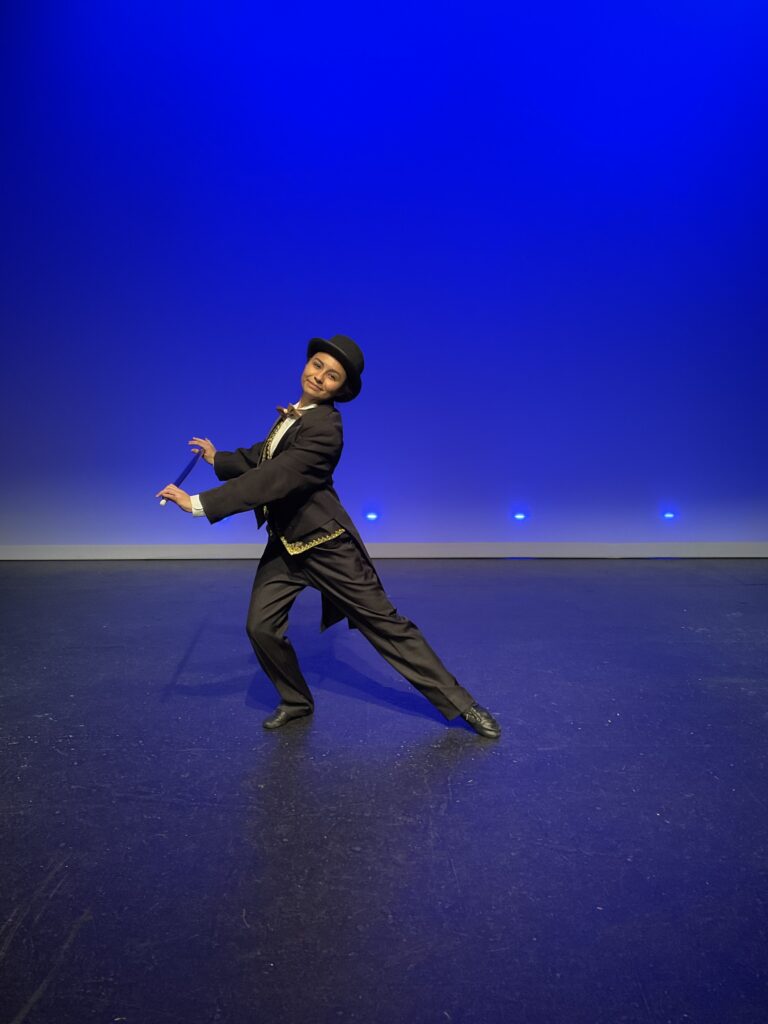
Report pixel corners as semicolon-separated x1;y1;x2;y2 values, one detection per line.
306;338;362;401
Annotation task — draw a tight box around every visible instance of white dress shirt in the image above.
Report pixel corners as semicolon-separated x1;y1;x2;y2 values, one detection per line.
189;401;317;517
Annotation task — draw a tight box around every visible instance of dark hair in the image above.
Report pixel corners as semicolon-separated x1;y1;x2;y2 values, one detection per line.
333;380;354;402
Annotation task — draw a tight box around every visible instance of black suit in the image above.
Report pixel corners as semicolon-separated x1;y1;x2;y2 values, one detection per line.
198;402;475;720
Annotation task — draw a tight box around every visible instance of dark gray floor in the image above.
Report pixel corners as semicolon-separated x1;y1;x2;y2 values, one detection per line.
1;558;767;1024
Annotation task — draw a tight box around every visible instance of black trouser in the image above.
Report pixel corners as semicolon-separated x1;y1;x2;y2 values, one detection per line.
245;532;476;720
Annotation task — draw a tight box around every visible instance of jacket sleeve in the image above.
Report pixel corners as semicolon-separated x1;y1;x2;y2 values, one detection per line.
199;411;342;524
212;442;265;481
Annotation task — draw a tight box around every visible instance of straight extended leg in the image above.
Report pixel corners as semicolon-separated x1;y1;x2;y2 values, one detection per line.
298;534;476;720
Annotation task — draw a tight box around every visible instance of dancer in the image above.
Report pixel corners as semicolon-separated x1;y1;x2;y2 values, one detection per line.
155;335;501;738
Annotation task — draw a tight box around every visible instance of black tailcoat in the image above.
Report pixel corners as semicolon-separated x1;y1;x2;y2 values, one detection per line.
198;402;382;632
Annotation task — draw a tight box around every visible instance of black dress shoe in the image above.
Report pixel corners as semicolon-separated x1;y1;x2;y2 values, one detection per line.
461;703;501;738
263;707;313;730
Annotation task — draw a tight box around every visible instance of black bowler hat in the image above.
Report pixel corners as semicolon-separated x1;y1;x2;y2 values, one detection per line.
306;334;364;402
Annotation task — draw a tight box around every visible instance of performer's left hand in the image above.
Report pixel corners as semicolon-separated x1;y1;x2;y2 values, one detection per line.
155;484;192;512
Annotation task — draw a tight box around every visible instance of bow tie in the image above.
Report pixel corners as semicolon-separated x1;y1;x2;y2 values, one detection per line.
275;403;303;419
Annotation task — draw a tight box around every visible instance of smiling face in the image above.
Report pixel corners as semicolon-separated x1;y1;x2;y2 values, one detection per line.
300;351;348;404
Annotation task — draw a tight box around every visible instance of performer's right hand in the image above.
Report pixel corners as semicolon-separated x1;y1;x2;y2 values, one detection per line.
189;436;217;465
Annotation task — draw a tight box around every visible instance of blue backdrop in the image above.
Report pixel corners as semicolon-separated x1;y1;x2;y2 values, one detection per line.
1;1;766;546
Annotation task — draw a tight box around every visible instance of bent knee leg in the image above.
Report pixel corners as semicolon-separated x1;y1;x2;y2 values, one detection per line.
246;612;284;649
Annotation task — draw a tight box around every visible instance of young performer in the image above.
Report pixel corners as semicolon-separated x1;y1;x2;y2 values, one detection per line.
155;335;501;738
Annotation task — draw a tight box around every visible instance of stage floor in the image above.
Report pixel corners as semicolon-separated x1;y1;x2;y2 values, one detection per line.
1;558;767;1023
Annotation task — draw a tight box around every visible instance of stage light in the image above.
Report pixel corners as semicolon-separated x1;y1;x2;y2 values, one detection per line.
365;511;379;521
513;513;527;520
662;512;676;519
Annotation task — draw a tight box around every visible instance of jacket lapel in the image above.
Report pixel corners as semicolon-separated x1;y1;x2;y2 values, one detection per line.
259;399;328;464
257;415;287;466
270;416;301;457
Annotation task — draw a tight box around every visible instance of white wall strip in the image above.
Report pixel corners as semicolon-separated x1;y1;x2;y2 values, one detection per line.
1;543;767;559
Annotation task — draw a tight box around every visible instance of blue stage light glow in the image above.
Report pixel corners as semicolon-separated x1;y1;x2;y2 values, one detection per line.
0;4;763;547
